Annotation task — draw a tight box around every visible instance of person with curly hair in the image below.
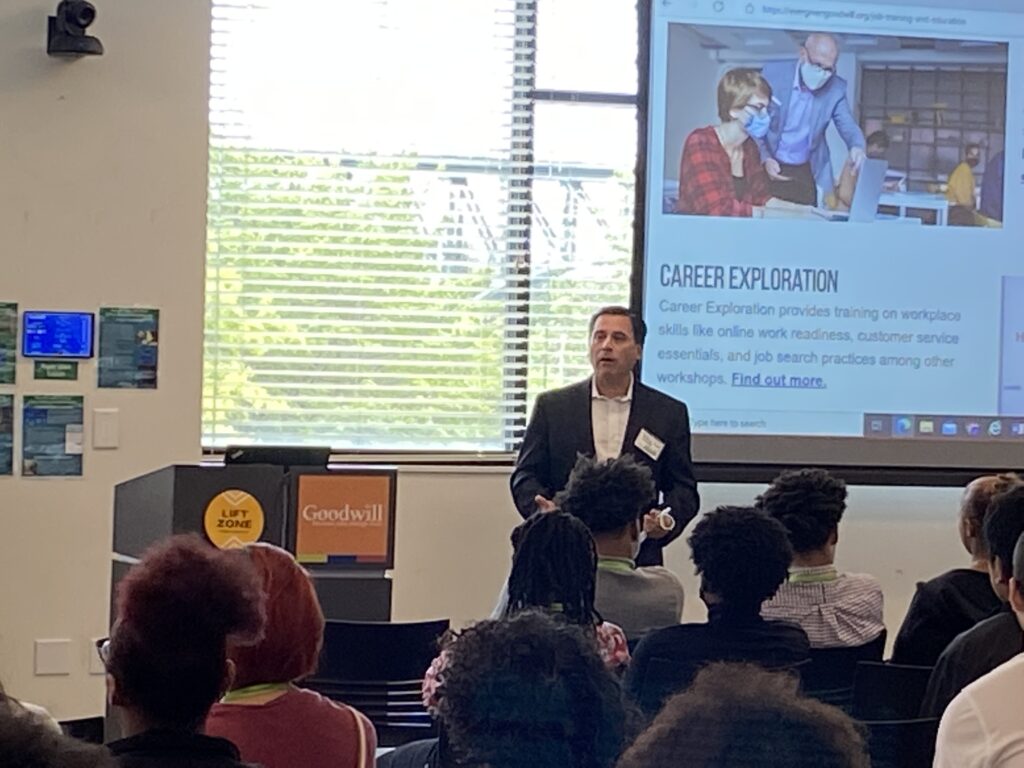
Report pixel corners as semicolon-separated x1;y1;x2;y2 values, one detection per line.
555;454;684;641
625;507;808;715
102;534;266;767
206;544;375;768
438;611;632;768
893;473;1021;666
618;663;870;768
757;468;884;649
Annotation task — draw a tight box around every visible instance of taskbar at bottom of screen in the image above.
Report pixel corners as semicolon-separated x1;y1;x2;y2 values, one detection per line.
864;413;1024;440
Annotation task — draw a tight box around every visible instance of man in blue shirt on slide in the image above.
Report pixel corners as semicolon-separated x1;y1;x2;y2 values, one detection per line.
757;32;866;207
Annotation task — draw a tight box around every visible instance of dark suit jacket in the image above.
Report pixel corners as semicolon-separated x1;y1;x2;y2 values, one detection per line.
509;378;699;566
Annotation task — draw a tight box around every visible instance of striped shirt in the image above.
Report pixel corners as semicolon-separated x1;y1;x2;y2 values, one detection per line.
761;565;885;649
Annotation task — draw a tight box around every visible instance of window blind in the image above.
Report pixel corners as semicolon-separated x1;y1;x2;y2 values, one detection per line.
204;0;636;451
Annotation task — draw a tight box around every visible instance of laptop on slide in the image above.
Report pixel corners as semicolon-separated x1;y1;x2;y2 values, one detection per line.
814;158;889;222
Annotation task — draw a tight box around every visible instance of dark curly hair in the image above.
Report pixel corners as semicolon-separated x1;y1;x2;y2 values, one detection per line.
439;611;630;768
983;484;1024;576
689;507;793;608
107;535;265;730
618;663;869;768
505;512;599;627
756;469;848;554
554;454;656;535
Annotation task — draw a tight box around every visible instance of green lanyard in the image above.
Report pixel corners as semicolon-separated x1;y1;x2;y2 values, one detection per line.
788;566;839;585
597;557;636;574
220;683;290;704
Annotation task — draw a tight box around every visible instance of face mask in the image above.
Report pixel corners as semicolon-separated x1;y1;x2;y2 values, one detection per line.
967;157;980;168
800;61;832;91
743;110;771;139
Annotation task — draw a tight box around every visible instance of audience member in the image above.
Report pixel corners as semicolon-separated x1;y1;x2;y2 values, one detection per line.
0;690;113;768
921;485;1024;717
625;507;809;714
0;683;61;734
893;474;1019;666
103;534;265;767
618;663;870;768
934;531;1024;767
439;611;631;768
206;543;376;768
758;468;884;649
423;512;628;712
555;455;685;641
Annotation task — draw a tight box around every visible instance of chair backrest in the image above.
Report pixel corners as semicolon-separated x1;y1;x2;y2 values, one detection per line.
634;656;809;718
314;618;451;682
801;631;887;711
853;661;934;721
306;618;451;747
861;718;939;768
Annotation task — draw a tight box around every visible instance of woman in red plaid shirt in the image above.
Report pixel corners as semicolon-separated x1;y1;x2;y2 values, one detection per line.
677;68;810;218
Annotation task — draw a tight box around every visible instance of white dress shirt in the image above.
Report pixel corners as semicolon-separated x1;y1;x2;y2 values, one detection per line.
591;375;633;462
934;652;1024;768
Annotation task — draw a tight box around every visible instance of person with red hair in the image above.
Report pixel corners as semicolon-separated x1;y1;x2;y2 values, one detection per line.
103;535;265;767
206;543;376;768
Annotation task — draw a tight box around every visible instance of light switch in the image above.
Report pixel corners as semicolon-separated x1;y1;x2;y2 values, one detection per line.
93;408;119;449
34;639;72;676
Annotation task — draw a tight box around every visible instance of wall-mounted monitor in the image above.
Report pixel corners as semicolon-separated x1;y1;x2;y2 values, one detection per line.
22;311;95;358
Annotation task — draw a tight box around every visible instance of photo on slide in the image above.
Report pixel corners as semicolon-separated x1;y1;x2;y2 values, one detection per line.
661;24;1007;227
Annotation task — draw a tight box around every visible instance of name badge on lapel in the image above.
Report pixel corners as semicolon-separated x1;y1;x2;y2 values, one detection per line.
634;429;665;461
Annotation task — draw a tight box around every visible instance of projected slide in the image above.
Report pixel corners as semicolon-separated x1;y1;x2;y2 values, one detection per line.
641;0;1023;441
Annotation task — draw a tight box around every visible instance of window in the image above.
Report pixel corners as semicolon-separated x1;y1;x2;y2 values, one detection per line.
204;0;638;451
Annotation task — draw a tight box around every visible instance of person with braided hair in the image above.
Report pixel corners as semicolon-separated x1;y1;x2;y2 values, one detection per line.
421;512;629;715
757;468;884;649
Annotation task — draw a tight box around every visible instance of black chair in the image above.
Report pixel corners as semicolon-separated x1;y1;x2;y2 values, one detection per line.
853;661;933;721
861;717;939;768
305;618;450;747
632;656;810;718
800;631;887;712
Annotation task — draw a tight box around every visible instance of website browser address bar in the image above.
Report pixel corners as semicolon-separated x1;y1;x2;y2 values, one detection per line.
757;3;968;30
661;0;1018;38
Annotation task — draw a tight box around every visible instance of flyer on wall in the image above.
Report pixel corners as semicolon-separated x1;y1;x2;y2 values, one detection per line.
0;394;13;475
0;302;16;385
98;307;159;389
22;395;84;477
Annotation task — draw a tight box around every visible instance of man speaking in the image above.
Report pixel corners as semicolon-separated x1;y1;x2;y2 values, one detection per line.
510;306;699;566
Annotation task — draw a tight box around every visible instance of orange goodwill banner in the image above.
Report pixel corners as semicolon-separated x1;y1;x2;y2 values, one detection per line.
294;473;393;565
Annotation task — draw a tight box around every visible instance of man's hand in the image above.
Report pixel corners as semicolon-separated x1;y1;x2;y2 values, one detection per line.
534;495;557;513
642;509;671;540
849;146;866;171
765;158;791;182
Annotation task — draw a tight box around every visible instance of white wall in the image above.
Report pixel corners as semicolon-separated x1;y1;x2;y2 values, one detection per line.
0;0;210;720
0;0;973;722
